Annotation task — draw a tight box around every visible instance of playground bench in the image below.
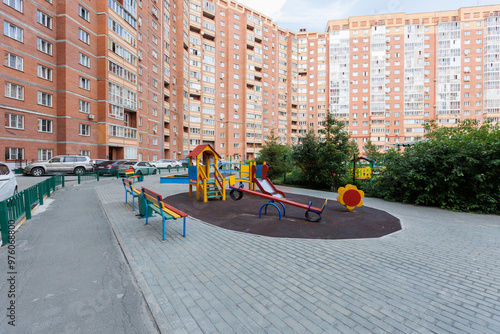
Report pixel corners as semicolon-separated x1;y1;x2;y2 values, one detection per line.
123;169;143;183
121;178;142;211
141;187;188;240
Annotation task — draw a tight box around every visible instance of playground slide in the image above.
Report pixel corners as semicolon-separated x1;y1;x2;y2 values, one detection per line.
254;178;285;198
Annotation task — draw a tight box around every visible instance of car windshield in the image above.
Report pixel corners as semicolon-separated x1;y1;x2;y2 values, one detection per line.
96;160;114;165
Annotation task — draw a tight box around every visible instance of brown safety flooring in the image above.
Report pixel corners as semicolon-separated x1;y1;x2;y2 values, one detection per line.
165;191;401;239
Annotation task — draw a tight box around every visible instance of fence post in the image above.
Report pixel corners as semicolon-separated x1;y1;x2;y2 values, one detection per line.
97;171;100;182
0;201;10;245
62;175;65;188
46;180;50;198
52;176;56;193
38;183;44;206
78;174;81;184
24;190;32;220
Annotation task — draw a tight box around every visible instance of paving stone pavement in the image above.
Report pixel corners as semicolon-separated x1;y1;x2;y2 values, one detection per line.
97;176;500;334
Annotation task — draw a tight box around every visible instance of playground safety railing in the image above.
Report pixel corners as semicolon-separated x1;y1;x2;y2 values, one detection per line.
0;175;65;245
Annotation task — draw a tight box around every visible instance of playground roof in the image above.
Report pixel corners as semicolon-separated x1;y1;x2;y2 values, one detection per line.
185;144;221;159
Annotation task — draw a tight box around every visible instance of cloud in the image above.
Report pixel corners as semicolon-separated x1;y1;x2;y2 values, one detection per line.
237;0;361;33
276;0;361;32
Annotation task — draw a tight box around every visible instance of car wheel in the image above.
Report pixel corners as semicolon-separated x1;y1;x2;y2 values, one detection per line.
153;169;157;175
74;167;86;175
136;170;143;175
31;167;44;177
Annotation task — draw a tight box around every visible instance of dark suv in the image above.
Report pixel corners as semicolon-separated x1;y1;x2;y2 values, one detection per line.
23;155;94;176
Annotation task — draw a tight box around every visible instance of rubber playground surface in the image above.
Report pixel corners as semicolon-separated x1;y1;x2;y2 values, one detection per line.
165;192;401;239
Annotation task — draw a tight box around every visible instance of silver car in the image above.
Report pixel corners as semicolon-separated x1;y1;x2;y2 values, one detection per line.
0;163;18;201
118;161;157;175
23;155;94;176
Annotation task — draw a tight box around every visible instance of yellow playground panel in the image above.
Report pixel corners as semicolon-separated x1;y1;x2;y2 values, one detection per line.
351;166;372;180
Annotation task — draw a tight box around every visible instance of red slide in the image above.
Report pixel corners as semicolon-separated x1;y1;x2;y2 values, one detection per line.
252;165;286;198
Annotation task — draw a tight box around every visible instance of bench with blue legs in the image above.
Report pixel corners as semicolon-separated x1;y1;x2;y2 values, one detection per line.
141;187;188;240
122;178;141;211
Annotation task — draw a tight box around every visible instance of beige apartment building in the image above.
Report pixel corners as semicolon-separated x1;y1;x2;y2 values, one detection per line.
1;1;499;163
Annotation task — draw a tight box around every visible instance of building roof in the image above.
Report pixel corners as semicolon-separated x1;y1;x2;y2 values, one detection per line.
185;144;221;159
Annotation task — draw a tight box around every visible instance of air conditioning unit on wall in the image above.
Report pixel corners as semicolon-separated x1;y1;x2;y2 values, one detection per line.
88;114;94;119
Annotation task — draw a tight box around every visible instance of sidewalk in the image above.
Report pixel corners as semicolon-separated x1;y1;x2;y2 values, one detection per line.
1;175;500;333
97;176;500;333
0;180;159;334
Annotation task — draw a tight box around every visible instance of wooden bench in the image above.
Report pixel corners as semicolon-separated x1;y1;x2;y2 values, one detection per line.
122;178;142;211
141;187;188;240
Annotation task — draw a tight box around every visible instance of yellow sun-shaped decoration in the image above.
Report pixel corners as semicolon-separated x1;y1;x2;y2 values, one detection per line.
337;184;364;211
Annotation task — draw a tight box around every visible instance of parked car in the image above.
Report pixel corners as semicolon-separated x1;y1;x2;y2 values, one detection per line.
150;159;182;168
178;159;197;167
94;160;129;174
23;155;94;176
0;162;18;201
117;161;157;175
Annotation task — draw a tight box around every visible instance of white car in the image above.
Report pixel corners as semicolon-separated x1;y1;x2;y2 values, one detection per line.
0;163;18;201
150;159;182;168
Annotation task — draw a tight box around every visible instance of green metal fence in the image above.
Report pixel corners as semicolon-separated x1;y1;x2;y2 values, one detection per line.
77;170;122;184
0;175;64;245
157;166;187;174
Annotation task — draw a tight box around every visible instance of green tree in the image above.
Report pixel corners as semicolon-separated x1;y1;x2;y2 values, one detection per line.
291;130;322;186
363;140;383;161
292;113;352;189
255;130;292;179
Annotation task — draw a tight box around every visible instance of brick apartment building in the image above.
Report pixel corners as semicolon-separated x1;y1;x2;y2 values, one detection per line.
1;1;499;163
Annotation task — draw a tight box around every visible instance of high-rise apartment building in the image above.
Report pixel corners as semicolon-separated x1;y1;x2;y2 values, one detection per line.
1;1;499;163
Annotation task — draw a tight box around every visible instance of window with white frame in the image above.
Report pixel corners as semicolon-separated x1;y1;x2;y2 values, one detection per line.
37;118;52;132
4;21;23;42
4;0;23;12
37;37;52;55
79;100;90;113
78;28;90;44
5;113;24;129
37;64;53;81
4;51;23;70
37;91;53;107
37;10;52;28
5;147;24;160
38;149;53;161
79;5;90;21
79;53;90;67
79;124;90;136
5;82;24;100
79;77;90;90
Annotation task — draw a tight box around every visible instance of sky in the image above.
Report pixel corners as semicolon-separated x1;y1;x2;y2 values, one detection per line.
236;0;500;33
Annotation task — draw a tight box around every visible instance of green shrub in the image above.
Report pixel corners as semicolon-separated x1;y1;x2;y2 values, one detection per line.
368;120;500;214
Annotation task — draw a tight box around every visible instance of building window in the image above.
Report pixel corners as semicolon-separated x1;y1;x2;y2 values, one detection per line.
37;91;53;107
79;100;90;113
37;118;53;132
37;37;52;55
5;82;24;100
79;5;90;21
5;113;24;129
79;150;90;157
5;147;24;160
38;149;53;161
79;124;90;136
79;77;90;90
37;10;52;29
4;51;23;71
4;21;23;42
4;0;23;12
79;53;90;67
78;28;90;44
37;64;53;81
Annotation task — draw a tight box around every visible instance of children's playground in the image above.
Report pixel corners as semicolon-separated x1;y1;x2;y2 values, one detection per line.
154;144;400;239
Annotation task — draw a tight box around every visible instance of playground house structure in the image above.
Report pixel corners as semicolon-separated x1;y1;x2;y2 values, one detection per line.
351;156;383;181
187;144;227;202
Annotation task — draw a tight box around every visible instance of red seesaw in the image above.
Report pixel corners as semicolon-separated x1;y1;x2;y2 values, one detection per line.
229;184;328;222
